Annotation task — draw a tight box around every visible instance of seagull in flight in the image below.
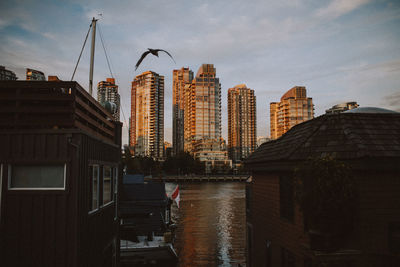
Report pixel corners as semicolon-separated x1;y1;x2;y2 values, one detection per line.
135;48;176;71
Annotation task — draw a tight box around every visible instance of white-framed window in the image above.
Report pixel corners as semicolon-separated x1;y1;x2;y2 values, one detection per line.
89;165;99;212
0;164;3;220
102;165;112;205
8;164;66;190
113;167;118;199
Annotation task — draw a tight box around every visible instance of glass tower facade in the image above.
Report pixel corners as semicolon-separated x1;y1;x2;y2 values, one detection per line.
130;71;164;160
228;84;257;163
270;86;314;139
184;64;230;172
172;67;193;156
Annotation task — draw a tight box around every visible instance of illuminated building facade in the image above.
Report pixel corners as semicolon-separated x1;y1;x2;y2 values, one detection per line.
26;68;45;81
326;101;359;114
97;78;120;121
184;64;230;172
270;86;314;139
130;71;164;160
228;84;257;163
172;67;193;156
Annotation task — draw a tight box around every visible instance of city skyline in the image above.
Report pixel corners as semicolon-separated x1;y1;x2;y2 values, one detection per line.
1;0;400;145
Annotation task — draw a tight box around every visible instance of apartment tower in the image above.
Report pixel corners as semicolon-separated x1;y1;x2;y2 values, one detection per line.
270;86;314;139
97;78;121;121
172;67;193;156
184;64;230;172
228;84;257;163
130;71;164;160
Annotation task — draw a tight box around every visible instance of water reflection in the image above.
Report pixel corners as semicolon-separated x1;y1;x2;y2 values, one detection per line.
166;182;246;267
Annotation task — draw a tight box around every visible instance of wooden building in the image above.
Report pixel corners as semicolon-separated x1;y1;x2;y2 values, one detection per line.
245;108;400;267
0;81;122;266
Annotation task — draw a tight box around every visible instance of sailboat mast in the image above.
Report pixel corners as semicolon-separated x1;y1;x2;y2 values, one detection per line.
89;17;97;96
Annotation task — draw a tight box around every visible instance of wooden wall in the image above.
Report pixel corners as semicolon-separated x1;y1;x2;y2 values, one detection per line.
0;129;120;267
0;131;78;267
247;169;400;267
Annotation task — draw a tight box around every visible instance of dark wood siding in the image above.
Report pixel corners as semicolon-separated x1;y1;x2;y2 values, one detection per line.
0;131;77;267
0;129;121;267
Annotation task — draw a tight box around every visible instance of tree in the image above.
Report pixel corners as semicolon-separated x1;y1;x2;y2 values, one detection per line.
294;155;357;250
162;152;205;175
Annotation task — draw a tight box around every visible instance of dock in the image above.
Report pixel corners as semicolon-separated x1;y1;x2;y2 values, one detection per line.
145;175;250;183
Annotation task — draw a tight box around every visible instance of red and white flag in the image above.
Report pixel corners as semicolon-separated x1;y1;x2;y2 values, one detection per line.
171;185;180;208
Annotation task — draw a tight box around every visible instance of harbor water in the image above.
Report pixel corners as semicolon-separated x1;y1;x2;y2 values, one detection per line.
166;182;246;267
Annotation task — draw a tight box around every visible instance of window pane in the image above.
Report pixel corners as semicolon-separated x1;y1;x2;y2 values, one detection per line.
92;165;99;210
103;166;112;205
10;165;65;189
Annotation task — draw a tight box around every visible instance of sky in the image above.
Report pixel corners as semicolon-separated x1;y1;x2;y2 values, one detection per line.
1;0;399;145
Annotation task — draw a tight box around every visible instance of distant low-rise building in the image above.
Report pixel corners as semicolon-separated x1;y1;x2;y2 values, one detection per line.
246;107;400;266
26;68;46;80
164;141;172;158
0;66;17;80
48;75;61;81
326;101;359;114
256;136;270;147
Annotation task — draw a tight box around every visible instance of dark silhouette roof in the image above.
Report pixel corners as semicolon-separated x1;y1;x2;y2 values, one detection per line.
246;112;400;169
123;174;145;184
121;182;167;201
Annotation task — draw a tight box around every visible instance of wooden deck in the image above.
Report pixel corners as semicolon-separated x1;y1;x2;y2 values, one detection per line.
145;175;250;182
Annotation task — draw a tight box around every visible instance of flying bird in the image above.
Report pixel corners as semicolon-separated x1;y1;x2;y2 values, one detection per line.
135;48;176;71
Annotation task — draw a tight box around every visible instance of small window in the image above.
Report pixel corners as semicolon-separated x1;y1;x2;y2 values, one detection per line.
280;175;294;222
113;167;118;196
266;240;272;267
389;222;400;253
90;165;99;211
0;165;3;220
246;183;252;215
103;166;112;205
247;225;253;267
281;247;295;267
8;164;65;190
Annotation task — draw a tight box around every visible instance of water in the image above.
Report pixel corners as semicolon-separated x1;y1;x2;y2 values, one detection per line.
166;182;246;267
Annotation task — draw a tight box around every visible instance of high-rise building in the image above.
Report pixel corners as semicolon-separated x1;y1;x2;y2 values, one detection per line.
172;67;193;156
26;68;45;80
228;84;257;163
0;66;17;80
97;78;121;121
184;64;230;172
270;86;314;139
130;71;164;160
325;101;359;114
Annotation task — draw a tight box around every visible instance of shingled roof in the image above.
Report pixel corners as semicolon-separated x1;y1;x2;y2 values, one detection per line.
246;111;400;170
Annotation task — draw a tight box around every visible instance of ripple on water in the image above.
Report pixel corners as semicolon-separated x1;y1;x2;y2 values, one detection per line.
167;182;246;267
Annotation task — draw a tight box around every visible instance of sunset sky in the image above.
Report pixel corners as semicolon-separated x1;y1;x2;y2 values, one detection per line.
1;0;399;145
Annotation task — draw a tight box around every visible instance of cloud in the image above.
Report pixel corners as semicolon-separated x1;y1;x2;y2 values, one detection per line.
1;0;399;143
315;0;371;20
383;91;400;112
